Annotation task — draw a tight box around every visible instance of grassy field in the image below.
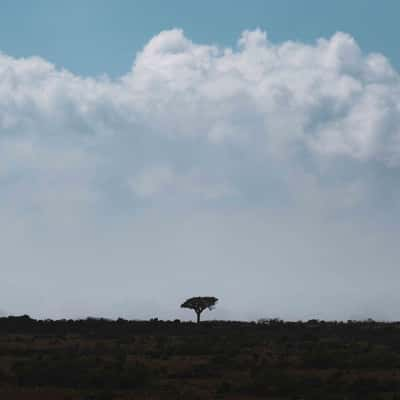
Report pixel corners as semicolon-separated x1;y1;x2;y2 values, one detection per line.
1;316;400;399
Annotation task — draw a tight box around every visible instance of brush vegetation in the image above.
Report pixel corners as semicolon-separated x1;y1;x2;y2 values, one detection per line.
1;316;400;399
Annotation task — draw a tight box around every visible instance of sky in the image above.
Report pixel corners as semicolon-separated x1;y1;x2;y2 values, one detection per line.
1;1;400;321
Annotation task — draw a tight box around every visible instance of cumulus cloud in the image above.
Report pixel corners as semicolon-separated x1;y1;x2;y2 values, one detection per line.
128;29;400;162
1;29;399;157
1;29;400;320
0;28;398;215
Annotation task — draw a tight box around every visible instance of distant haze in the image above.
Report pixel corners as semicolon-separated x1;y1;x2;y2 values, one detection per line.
1;29;400;321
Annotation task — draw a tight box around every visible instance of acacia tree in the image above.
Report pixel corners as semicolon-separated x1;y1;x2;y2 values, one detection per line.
180;296;218;323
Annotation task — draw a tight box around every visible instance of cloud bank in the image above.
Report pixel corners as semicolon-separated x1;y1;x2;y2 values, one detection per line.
2;29;400;162
1;29;400;320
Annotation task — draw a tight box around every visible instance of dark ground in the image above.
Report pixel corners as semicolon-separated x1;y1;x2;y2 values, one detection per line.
1;316;400;399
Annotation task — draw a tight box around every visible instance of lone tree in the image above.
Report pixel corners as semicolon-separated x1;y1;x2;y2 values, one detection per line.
181;296;218;323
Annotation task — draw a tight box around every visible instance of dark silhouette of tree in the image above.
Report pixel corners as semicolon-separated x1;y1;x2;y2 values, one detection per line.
181;296;218;323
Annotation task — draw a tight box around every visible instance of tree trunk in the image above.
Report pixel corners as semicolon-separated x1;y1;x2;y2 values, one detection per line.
196;311;201;324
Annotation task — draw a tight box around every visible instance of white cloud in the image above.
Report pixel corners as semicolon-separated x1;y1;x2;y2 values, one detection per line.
1;29;399;232
1;30;400;319
0;28;398;215
0;29;399;166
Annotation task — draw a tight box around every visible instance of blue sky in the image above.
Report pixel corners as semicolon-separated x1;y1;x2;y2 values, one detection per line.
1;2;400;321
1;0;399;76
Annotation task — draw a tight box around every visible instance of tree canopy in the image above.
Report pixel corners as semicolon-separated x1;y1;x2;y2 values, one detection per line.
181;296;218;323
